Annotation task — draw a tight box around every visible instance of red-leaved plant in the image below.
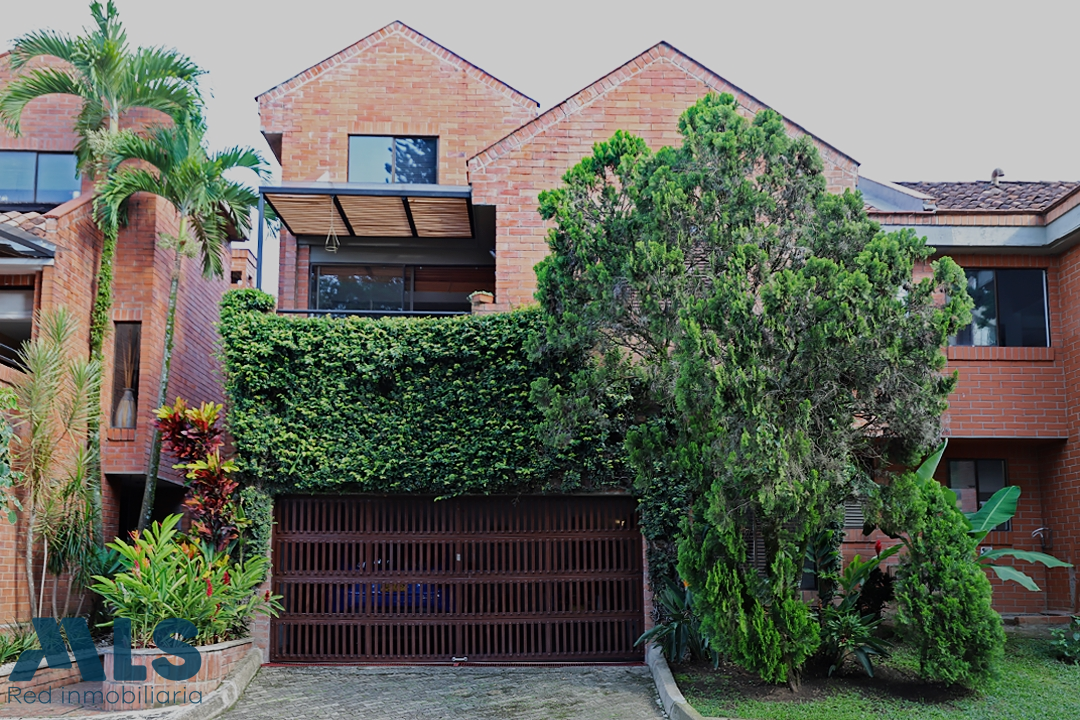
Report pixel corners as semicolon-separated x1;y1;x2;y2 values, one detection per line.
155;398;242;551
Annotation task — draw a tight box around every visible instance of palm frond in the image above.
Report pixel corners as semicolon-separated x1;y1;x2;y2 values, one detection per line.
212;146;270;179
8;29;81;69
129;46;204;84
99;167;169;214
0;69;84;135
111;128;176;175
188;211;229;279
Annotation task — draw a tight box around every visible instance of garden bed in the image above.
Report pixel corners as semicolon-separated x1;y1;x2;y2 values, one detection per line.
674;634;1080;720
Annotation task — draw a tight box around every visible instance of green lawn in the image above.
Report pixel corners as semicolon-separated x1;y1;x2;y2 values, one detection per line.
676;636;1080;720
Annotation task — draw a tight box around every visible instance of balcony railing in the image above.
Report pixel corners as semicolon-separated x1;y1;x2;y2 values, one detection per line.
276;308;469;319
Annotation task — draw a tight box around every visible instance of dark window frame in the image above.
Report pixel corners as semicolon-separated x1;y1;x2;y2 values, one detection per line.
347;135;439;184
0;150;82;208
946;458;1011;532
951;267;1050;348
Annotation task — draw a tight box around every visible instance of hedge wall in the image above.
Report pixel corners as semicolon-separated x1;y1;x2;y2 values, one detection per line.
218;290;630;496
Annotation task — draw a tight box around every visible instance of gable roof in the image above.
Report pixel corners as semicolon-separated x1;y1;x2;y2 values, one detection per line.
256;21;538;111
469;41;856;171
894;181;1080;212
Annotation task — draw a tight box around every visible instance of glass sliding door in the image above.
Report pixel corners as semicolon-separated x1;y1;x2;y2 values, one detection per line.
314;265;410;312
311;265;494;314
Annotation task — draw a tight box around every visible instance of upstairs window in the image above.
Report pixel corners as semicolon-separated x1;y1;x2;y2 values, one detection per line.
951;268;1049;347
0;151;81;206
348;136;437;184
947;459;1010;532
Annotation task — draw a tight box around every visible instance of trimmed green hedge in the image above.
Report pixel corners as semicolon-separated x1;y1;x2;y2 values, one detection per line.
218;290;629;496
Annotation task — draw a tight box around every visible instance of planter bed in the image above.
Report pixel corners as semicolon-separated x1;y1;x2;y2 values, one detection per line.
0;650;105;704
100;637;252;711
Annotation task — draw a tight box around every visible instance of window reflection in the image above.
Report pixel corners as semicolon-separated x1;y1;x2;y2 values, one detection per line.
951;269;1048;347
0;151;80;206
313;265;493;313
947;459;1010;532
348;136;437;184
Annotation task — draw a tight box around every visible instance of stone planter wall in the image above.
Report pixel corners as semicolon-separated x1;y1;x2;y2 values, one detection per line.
101;638;252;711
0;651;102;704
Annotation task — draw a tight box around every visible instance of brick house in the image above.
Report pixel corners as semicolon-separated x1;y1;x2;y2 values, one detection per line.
861;178;1080;616
256;19;1080;647
0;53;232;622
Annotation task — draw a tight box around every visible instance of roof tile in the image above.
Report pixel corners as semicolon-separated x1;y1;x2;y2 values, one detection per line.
895;181;1079;211
0;211;47;238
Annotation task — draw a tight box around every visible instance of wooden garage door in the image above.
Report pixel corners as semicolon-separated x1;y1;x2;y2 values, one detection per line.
270;495;644;663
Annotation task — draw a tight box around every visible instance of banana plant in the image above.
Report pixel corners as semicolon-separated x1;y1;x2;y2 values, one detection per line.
962;485;1071;591
919;441;1073;592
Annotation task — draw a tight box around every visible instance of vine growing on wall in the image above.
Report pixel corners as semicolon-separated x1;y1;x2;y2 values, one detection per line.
217;289;632;497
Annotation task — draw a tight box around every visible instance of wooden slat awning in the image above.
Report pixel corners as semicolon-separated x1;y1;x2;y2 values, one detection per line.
262;182;473;240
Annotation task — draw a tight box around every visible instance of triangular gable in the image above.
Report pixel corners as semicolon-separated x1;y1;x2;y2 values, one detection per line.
469;41;856;171
256;21;538;111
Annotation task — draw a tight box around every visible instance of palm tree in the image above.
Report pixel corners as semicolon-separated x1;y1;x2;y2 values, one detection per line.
0;1;203;544
0;1;203;172
101;117;268;530
9;308;101;616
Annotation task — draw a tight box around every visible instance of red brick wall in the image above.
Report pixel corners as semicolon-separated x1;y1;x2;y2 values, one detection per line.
259;22;539;308
102;194;231;484
468;44;860;311
1041;242;1080;611
938;253;1067;439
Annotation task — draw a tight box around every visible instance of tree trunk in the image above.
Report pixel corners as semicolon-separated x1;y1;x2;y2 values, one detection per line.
38;537;48;618
24;504;35;615
85;112;123;548
63;570;73;620
137;246;183;531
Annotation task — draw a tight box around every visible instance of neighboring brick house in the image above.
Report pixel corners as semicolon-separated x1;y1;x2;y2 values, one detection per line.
258;21;1080;625
0;53;232;622
860;178;1080;616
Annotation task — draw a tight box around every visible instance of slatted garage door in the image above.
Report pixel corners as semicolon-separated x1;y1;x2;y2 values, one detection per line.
270;495;644;663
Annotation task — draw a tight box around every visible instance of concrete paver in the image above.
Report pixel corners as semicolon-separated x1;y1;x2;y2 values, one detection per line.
223;665;666;720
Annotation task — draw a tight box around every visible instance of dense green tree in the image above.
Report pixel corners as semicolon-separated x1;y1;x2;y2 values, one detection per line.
100;117;266;530
533;93;972;685
0;0;203;544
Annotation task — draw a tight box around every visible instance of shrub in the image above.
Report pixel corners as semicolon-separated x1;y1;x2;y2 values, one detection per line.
1051;616;1080;663
90;514;281;647
156;399;240;551
0;624;37;665
819;606;890;678
635;580;717;666
882;466;1004;685
815;547;898;677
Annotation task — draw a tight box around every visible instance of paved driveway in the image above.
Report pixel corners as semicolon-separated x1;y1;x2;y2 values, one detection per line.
223;665;666;720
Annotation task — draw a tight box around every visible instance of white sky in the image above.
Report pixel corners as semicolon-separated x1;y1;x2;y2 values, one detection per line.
4;0;1078;291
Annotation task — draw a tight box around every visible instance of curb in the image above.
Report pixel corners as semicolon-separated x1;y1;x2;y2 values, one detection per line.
171;647;262;720
645;646;744;720
645;645;708;720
